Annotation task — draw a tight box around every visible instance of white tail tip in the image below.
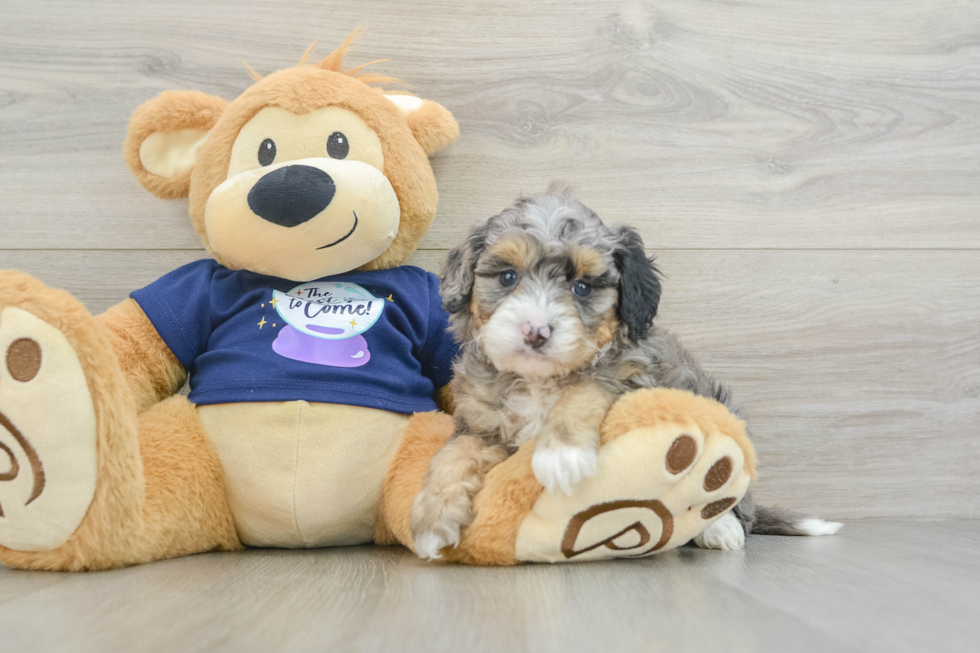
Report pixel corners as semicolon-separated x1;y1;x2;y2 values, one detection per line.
797;518;843;536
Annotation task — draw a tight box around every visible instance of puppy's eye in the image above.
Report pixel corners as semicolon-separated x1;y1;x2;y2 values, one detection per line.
572;280;592;297
327;132;349;159
499;270;518;287
258;138;276;166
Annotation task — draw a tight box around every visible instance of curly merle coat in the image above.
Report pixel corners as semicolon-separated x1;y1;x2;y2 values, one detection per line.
409;185;837;560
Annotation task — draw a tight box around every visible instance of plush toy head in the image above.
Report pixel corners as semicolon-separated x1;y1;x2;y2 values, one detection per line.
123;33;458;281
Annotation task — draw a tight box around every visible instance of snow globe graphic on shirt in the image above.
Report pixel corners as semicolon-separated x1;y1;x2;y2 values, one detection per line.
271;281;385;368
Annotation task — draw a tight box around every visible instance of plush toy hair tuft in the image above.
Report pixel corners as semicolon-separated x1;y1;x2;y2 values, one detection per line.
241;60;264;82
313;28;404;86
239;29;405;86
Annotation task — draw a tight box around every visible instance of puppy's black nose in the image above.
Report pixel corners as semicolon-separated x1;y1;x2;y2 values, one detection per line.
522;323;551;349
247;165;336;227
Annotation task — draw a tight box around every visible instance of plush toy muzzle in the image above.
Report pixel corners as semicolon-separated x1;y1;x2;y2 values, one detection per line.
205;156;400;281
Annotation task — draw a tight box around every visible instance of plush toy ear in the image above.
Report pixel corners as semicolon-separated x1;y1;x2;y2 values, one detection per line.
385;94;459;156
123;90;227;199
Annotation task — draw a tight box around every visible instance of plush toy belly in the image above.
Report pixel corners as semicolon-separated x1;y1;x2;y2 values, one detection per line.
198;401;410;548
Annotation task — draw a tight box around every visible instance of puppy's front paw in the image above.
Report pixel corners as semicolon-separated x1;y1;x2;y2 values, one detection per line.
409;488;467;561
532;442;598;496
693;513;745;550
413;529;460;561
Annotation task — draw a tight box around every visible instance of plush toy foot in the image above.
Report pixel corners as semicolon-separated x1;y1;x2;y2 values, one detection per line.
440;387;757;565
0;272;101;553
1;273;242;572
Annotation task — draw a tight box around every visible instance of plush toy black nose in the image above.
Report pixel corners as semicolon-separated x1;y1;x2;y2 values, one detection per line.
247;165;336;228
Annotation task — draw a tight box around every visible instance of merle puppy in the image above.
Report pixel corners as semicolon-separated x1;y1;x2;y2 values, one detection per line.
410;185;840;560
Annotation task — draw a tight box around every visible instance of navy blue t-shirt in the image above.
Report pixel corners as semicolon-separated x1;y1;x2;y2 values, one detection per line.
131;259;458;414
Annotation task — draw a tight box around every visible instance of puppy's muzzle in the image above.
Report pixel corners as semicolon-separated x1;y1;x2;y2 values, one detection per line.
248;165;337;228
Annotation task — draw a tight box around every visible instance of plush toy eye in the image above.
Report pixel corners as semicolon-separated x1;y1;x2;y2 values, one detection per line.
572;280;592;297
499;270;518;287
258;138;276;166
327;132;349;159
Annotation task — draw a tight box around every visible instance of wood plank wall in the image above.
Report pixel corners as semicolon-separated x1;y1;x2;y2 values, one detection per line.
1;0;978;519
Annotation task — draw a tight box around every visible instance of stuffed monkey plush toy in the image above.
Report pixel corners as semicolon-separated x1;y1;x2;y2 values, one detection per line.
0;35;755;570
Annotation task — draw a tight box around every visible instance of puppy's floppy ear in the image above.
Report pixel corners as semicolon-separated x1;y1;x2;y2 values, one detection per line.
385;94;459;156
441;219;490;314
612;226;662;342
124;90;227;199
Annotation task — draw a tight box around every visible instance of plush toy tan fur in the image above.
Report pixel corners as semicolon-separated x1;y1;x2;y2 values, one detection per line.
0;35;755;570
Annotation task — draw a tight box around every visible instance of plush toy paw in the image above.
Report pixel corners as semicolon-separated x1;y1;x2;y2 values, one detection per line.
0;275;99;553
531;442;598;496
693;513;745;550
509;388;756;563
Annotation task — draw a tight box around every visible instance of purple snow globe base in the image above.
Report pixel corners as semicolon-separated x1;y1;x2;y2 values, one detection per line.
272;324;371;368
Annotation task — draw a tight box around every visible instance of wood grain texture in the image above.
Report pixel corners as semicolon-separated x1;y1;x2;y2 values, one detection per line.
2;248;977;520
0;522;978;653
0;0;978;249
0;1;978;522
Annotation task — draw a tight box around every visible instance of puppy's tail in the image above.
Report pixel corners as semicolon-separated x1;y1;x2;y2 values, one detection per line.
734;494;842;537
751;505;843;537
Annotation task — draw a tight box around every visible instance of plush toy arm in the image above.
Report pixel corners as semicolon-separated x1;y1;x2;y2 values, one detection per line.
95;299;186;414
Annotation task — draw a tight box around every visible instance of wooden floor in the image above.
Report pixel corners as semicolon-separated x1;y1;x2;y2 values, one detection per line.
0;521;976;653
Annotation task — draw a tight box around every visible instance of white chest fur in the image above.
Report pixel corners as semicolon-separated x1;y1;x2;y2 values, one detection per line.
499;378;564;447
